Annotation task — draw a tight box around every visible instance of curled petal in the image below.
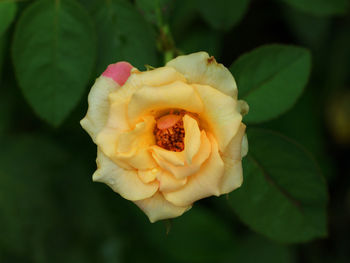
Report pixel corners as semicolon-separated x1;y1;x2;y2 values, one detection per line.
153;131;211;180
151;147;185;166
134;192;191;223
97;116;157;170
166;52;237;97
133;66;186;86
150;114;202;169
127;81;203;124
219;124;246;194
93;150;159;201
193;84;242;152
183;114;201;164
220;159;243;195
241;134;249;158
138;169;160;184
163;134;224;206
222;123;246;161
157;170;187;192
80;76;119;141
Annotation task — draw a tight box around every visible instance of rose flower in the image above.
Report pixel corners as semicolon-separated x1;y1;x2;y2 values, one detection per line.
81;52;248;222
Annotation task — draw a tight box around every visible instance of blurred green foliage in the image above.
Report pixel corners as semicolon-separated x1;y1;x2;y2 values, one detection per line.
1;0;350;262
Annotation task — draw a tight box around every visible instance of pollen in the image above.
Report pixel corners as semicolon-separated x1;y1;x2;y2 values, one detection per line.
154;113;185;152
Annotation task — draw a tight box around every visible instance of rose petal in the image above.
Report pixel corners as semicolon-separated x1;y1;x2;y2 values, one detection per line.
220;124;246;194
138;168;160;184
134;192;191;223
152;130;211;180
102;62;133;86
127;81;203;125
193;83;242;152
157;170;187;192
163;134;224;206
222;123;246;161
80;76;119;141
150;114;201;168
93;150;159;201
183;114;201;164
134;66;186;87
166;52;237;97
97;116;157;170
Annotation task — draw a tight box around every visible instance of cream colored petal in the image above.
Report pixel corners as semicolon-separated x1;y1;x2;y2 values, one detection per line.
193;84;242;152
93;150;159;201
163;134;224;206
116;116;155;153
166;52;237;97
241;134;248;158
222;123;246;161
97;116;157;170
117;148;157;170
150;114;201;169
220;159;243;194
133;66;186;86
152;131;211;180
80;76;118;142
105;97;130;132
157;170;187;192
138;168;160;184
219;124;246;194
151;146;185;166
183;114;201;164
127;81;203;124
134;192;191;223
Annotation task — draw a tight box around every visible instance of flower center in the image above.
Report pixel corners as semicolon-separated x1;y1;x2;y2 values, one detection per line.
154;112;185;152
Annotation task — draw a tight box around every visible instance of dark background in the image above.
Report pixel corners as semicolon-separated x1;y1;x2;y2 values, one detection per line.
0;0;349;262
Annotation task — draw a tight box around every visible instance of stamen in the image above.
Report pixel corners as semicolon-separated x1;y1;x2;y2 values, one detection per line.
154;113;185;152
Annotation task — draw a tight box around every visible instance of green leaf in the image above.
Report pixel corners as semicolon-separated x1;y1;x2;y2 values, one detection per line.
142;207;234;263
12;0;96;126
228;235;296;263
0;135;66;256
93;0;158;74
0;36;5;80
228;129;328;243
178;28;223;58
278;0;349;16
0;0;17;37
230;44;311;124
196;0;250;31
135;0;171;25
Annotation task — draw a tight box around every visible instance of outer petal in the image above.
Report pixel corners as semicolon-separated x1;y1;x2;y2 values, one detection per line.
166;52;237;97
220;123;246;194
132;66;186;86
163;134;224;206
127;81;203;124
134;192;191;223
80;76;119;141
193;84;242;152
107;66;187;109
220;124;246;194
222;123;246;160
93;150;159;201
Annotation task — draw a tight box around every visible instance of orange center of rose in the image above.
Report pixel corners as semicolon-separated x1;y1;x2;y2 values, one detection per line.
154;112;185;152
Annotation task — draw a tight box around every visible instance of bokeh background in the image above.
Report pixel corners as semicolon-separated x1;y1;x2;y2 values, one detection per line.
1;0;350;262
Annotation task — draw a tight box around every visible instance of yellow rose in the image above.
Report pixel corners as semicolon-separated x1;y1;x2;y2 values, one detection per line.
81;52;248;222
